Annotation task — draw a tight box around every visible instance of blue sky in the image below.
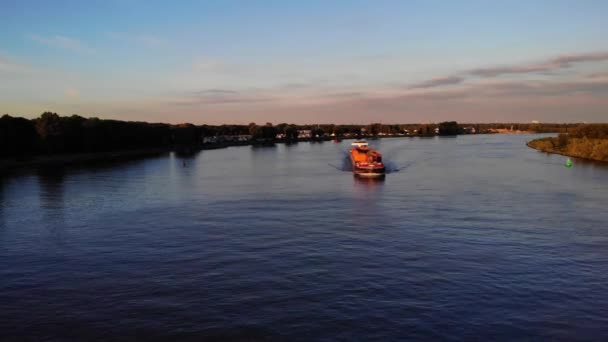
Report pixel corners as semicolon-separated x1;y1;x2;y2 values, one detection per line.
1;0;607;123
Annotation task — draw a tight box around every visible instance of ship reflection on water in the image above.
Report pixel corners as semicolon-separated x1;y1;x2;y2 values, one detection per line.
353;174;386;187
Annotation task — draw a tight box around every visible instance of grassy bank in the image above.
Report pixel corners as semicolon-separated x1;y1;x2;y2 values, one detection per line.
527;136;608;162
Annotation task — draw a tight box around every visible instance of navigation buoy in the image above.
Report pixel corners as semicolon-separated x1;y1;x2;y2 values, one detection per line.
565;158;572;168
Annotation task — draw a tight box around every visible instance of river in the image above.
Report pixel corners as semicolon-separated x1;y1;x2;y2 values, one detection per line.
2;134;608;340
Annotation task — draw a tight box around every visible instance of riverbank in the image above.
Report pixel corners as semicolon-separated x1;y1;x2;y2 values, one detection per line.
527;136;608;162
0;136;412;172
0;148;172;172
0;139;329;172
490;128;534;134
2;133;584;172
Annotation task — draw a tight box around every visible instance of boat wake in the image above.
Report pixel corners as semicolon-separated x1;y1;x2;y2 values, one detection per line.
383;160;414;173
329;151;414;174
327;151;433;174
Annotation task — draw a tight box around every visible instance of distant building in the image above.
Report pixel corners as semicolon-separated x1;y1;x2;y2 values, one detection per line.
532;120;540;124
298;130;311;138
202;135;251;144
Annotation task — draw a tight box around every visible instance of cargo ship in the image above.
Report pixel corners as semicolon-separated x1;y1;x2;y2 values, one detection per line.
349;140;385;177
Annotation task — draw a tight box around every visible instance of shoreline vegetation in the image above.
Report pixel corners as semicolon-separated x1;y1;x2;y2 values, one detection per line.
0;112;600;171
527;124;608;163
0;148;171;171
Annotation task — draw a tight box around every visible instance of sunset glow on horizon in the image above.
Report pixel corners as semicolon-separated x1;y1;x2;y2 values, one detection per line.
2;0;608;124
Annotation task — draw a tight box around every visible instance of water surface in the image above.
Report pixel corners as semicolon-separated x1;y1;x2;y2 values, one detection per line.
2;134;608;340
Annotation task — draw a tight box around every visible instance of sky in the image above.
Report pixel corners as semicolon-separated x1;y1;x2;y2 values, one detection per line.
1;0;608;124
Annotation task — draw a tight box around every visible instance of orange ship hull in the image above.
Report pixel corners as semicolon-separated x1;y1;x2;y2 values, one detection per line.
349;144;386;177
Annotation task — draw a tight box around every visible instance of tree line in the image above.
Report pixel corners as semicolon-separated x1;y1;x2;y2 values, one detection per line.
1;112;171;157
1;112;599;158
567;124;608;139
548;124;608;150
528;124;608;162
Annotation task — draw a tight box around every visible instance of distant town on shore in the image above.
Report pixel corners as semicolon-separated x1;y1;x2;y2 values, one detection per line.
1;112;607;167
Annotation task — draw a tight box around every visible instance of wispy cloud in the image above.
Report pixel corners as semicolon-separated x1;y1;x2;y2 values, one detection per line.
470;51;608;77
193;89;239;96
168;88;274;106
472;79;608;98
409;76;464;89
321;91;364;99
552;52;608;65
278;78;332;90
588;72;608;79
273;77;608;123
167;52;608;113
281;82;315;90
378;78;608;107
29;34;93;53
401;51;608;93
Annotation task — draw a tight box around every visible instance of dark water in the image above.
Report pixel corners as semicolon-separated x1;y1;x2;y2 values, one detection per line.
2;134;608;341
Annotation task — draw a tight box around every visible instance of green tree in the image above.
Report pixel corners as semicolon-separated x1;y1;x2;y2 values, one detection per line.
438;121;459;135
0;115;38;156
557;133;569;149
285;124;298;141
366;123;382;136
36;112;65;153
